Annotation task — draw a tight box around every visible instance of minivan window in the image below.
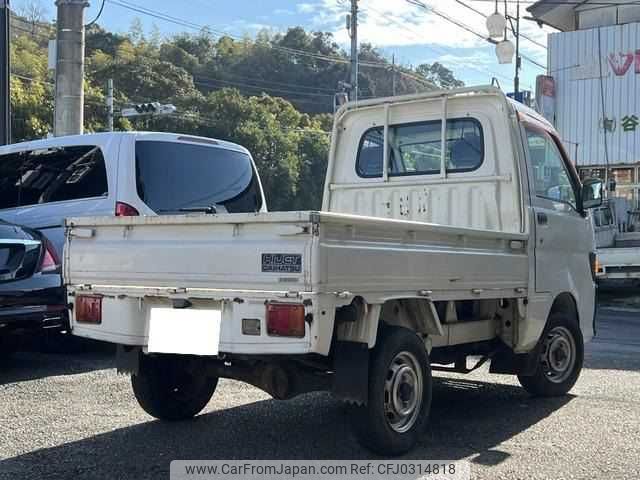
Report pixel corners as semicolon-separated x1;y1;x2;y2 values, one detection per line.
357;118;484;178
0;146;108;209
135;141;262;214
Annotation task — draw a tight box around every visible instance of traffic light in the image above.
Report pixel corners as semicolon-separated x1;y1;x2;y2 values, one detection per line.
134;102;160;114
121;103;176;118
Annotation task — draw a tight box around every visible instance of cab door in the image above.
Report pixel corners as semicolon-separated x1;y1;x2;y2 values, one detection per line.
521;125;594;298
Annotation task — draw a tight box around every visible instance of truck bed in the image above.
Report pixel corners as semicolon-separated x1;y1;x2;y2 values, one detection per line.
64;211;529;353
597;245;640;280
65;211;529;302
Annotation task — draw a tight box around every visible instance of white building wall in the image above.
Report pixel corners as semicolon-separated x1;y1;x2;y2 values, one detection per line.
549;22;640;167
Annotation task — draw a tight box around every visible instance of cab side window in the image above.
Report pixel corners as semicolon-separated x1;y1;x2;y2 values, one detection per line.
525;128;577;208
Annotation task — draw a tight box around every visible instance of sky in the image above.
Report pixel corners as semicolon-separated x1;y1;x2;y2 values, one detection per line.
13;0;556;92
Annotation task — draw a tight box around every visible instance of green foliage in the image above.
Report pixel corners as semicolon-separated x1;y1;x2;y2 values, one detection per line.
9;18;463;210
415;62;465;89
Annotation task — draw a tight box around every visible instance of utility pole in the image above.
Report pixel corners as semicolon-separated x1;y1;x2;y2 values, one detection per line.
54;0;89;137
348;0;358;102
514;0;520;95
106;78;113;131
392;54;397;96
0;0;10;145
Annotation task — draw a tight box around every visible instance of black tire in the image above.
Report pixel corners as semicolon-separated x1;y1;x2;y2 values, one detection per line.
0;336;15;360
351;326;432;456
518;313;584;397
131;355;218;421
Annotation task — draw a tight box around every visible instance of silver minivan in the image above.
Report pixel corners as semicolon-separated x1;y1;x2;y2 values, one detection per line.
0;132;267;256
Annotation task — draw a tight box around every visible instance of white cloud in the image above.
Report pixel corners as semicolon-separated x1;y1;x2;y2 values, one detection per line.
305;0;551;63
297;3;318;14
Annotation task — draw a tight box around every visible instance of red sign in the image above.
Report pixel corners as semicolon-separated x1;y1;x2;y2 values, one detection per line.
608;50;640;76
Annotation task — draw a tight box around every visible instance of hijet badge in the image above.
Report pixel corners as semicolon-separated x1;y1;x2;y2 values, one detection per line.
262;253;302;273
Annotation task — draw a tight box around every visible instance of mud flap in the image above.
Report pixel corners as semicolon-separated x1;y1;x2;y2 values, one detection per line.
489;343;541;376
331;341;369;405
116;345;141;375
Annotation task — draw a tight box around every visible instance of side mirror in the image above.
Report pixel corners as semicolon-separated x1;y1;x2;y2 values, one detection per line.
581;177;604;211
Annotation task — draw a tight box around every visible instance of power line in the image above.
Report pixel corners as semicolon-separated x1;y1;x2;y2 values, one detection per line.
191;82;332;107
452;0;546;50
194;77;334;99
10;22;53;41
85;0;106;27
203;71;337;93
364;5;516;87
10;72;53;85
105;0;435;86
405;0;546;70
166;111;331;136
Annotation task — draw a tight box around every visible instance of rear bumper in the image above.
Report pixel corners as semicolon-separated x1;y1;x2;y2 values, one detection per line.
0;305;69;334
0;275;68;336
68;287;339;356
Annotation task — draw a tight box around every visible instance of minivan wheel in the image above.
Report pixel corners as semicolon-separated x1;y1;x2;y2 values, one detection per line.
131;355;218;421
518;313;584;397
351;327;432;456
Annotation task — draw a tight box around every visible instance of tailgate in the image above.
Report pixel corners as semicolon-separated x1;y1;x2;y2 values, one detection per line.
64;212;316;294
597;247;640;278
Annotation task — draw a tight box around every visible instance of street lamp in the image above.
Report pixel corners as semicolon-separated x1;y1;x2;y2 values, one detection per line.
486;12;506;39
496;39;515;64
487;0;521;94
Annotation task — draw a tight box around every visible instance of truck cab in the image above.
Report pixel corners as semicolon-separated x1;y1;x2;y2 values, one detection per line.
63;86;603;455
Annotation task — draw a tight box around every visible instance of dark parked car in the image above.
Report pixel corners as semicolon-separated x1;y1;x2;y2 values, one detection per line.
0;220;67;354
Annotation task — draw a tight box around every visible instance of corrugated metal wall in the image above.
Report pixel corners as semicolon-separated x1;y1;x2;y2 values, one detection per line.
549;22;640;166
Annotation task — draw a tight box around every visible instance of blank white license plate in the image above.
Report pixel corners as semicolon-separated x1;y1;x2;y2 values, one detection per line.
148;307;221;356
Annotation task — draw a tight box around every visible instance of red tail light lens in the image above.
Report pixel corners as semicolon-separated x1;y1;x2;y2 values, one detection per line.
39;238;60;273
115;202;139;217
266;303;306;338
76;295;102;324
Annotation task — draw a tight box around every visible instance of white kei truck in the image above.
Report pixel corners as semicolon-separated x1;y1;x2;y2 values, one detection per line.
591;200;640;282
64;86;603;455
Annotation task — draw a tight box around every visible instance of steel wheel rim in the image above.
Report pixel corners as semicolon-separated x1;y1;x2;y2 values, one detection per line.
384;351;423;433
540;326;576;383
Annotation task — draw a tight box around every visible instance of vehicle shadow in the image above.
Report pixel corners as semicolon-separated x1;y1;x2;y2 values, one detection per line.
0;348;114;385
0;377;573;480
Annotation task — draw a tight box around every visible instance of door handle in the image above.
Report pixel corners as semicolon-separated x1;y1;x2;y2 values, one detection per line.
537;212;548;225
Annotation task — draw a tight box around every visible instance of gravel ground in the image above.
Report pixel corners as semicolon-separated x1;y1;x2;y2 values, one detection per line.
1;302;639;480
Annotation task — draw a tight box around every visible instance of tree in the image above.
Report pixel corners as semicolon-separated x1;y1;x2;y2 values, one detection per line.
415;62;465;89
10;15;464;211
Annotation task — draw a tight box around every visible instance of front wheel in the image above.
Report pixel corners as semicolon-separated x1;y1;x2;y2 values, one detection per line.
351;327;432;456
131;355;218;421
518;313;584;397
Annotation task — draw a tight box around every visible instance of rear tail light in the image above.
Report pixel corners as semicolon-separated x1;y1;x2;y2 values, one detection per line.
76;295;102;324
266;303;306;338
115;201;140;217
590;252;601;280
38;238;60;273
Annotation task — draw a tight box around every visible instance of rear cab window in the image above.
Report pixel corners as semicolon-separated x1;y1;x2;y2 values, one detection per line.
357;118;484;178
135;141;263;214
0;146;108;209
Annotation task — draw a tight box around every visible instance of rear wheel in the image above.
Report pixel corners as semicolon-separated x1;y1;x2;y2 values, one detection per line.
518;313;584;397
351;327;432;456
131;355;218;421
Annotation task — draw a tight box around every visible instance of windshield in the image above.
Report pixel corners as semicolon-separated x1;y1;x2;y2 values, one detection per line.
135;141;263;214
